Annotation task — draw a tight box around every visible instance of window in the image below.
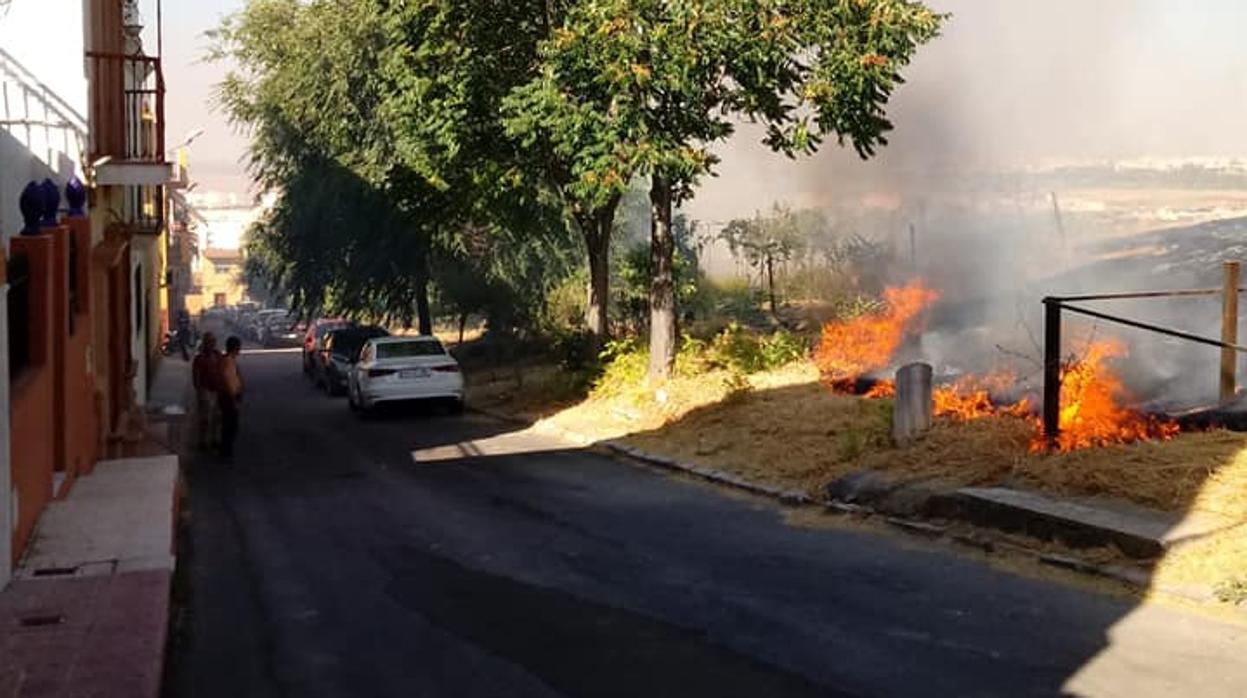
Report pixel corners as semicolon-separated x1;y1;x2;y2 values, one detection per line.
376;340;446;359
215;263;235;275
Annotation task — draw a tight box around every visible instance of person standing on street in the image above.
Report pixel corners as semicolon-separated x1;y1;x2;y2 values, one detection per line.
219;336;245;459
176;309;194;361
191;332;222;451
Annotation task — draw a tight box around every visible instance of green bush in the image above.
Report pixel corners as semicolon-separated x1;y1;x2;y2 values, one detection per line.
592;338;649;397
543;271;588;332
706;323;808;373
551;329;598;370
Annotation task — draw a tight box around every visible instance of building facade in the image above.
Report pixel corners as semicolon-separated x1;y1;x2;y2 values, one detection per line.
0;0;178;586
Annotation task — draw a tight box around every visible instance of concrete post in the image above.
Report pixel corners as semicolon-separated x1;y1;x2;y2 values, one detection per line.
893;362;933;445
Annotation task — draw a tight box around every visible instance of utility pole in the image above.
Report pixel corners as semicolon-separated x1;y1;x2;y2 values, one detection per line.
908;222;917;273
1050;191;1068;267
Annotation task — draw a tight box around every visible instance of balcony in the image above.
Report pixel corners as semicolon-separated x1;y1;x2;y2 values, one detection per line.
86;51;175;202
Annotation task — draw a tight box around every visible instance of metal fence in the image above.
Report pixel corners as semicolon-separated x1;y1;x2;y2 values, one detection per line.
1041;261;1245;448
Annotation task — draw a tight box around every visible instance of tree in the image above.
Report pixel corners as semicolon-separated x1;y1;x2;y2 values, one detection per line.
721;205;806;314
527;0;943;380
503;22;646;346
214;0;436;328
216;0;566;334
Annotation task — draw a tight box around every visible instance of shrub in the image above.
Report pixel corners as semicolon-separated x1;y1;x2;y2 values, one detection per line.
1215;576;1247;606
543;271;588;332
834;293;888;321
551;329;598;370
706;323;809;374
592;338;649;397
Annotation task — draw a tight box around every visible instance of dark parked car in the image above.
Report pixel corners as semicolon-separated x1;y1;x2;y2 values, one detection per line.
314;326;390;395
302;318;351;375
260;315;304;348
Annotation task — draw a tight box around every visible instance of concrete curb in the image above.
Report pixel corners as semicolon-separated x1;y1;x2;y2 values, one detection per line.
469;404;813;503
467;405;1227;603
601;441;813;505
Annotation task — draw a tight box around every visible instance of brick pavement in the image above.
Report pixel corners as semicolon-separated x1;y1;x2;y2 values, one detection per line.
0;570;170;697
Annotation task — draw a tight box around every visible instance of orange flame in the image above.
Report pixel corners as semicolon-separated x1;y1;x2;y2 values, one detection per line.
816;283;1181;451
815;281;939;389
1035;339;1179;452
931;374;1033;422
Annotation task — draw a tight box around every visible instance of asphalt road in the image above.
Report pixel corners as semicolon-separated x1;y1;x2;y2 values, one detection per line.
172;349;1247;698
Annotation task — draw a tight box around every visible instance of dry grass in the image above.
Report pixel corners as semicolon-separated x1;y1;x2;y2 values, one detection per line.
528;360;1247;520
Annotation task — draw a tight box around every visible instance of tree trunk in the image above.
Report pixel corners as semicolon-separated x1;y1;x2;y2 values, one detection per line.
458;312;468;345
766;254;777;314
415;251;433;336
580;200;619;350
648;173;676;381
585;226;610;339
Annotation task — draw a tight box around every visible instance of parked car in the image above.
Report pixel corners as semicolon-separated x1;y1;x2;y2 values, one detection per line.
314;326;390;395
249;309;288;341
231;301;260;330
347;336;464;414
259;315;304;348
302;318;351;374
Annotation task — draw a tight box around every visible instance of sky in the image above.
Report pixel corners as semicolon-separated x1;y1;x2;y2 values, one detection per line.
162;0;249;195
162;0;1247;213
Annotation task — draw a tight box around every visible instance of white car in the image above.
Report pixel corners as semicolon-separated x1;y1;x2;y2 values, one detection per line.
347;336;464;414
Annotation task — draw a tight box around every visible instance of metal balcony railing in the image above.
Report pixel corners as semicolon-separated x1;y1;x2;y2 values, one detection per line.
86;51;165;163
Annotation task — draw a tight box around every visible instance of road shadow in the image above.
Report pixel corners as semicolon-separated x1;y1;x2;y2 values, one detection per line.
170;328;1247;696
609;375;1247;695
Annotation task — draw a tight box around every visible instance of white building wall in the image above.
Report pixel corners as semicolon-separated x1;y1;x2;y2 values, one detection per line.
0;0;89;243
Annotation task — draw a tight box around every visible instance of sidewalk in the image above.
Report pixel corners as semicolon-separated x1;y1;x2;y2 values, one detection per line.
0;359;185;698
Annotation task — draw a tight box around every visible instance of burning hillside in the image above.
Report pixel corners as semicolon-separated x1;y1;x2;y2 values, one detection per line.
814;281;1180;451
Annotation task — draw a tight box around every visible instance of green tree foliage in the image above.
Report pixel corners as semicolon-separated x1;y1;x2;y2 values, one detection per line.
523;0;944;380
216;0;570;332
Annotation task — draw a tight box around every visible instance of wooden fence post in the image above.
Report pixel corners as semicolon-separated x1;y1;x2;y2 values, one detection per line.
1222;261;1240;402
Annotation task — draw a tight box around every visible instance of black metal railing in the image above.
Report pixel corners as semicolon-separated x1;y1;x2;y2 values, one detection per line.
1042;273;1246;448
85;51;165;163
122;182;164;235
8;252;31;378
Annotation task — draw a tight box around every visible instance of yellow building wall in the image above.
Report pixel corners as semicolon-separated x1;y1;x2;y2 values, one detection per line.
188;256;247;316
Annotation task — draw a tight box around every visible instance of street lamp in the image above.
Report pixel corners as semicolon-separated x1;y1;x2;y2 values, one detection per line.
167;127;205;155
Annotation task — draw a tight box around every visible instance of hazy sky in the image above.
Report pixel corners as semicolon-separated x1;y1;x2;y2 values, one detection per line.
163;0;1247;207
163;0;249;194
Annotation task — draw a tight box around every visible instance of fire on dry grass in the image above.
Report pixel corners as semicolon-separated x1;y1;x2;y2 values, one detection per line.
813;279;1179;452
497;312;1244;594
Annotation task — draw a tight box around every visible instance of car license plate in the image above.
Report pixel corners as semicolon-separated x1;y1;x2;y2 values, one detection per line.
399;368;430;379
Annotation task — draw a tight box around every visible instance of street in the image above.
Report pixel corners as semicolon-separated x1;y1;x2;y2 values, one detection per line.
172;350;1247;698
